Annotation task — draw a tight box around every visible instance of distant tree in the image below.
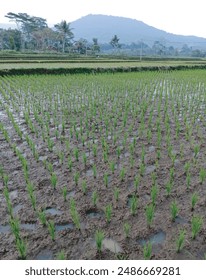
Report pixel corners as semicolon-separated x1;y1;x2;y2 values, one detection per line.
92;38;100;54
5;12;47;49
110;35;121;49
54;20;74;53
0;28;21;50
73;38;88;54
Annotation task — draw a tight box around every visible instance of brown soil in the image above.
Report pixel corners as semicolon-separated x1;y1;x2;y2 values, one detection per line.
0;73;206;260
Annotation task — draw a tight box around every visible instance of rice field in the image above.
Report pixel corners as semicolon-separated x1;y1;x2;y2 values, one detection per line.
0;69;206;260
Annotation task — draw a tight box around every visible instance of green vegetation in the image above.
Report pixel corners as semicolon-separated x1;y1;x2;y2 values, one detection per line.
1;68;206;260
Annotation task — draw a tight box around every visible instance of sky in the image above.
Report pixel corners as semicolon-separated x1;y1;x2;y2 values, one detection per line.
1;0;206;38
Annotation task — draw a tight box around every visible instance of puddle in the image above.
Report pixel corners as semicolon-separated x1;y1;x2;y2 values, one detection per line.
103;238;123;254
45;208;62;215
145;165;156;175
86;209;104;218
35;249;53;260
56;223;74;231
175;216;188;224
0;223;36;233
0;225;10;234
149;146;155;153
138;230;166;253
20;223;37;230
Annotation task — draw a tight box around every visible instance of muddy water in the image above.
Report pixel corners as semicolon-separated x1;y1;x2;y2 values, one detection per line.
138;230;166;254
102;238;123;254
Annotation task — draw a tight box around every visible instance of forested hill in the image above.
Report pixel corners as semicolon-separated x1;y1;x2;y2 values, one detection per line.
71;14;206;48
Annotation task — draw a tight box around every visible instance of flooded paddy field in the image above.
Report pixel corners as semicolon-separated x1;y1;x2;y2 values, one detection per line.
0;70;206;259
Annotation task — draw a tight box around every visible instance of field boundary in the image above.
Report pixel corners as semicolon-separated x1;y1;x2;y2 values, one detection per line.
1;64;206;76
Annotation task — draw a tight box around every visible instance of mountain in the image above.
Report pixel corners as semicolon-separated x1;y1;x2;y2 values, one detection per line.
71;14;206;49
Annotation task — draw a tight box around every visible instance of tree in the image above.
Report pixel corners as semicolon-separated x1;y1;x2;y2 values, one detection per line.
110;35;121;49
92;38;100;55
0;28;21;50
73;38;88;54
54;20;74;53
5;12;47;49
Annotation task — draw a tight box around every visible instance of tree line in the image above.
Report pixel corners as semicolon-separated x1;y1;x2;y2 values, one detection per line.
0;12;206;57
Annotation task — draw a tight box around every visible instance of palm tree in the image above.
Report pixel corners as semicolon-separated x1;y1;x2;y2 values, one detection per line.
54;20;74;53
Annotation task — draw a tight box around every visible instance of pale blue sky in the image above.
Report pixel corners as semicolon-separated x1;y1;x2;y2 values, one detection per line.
1;0;206;38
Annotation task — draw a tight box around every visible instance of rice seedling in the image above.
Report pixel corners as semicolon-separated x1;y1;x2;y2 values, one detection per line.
113;187;120;202
191;192;198;211
165;181;173;197
123;222;131;238
191;216;203;239
62;186;67;202
48;220;55;241
151;172;157;185
74;172;80;186
56;251;66;260
176;230;186;253
3;174;9;188
120;167;125;182
9;217;20;241
81;180;87;195
184;162;191;175
73;147;79;161
105;204;112;223
103;173;109;187
109;161;115;174
103;150;108;162
69;198;81;230
47;162;53;174
92;164;97;178
139;162;145;176
92;144;97;157
92;190;98;207
151;184;158;206
141;146;145;163
95;230;104;253
38;210;47;226
82;153;87;167
116;146;121;159
67;157;73;172
145;204;155;228
16;237;27;260
130;195;138;216
199;168;206;184
130;156;135;169
170;201;179;221
194;144;200;158
51;173;57;189
47;138;54;152
134;175;140;192
143;241;152;260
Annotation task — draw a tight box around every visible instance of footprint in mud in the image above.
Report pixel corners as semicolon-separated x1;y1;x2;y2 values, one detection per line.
45;208;62;215
86;209;104;218
102;238;123;254
137;230;166;254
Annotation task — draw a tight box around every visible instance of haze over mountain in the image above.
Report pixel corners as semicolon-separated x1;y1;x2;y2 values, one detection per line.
71;14;206;49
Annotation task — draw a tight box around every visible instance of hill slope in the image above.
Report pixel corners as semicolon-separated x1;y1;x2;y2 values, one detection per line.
71;14;206;48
